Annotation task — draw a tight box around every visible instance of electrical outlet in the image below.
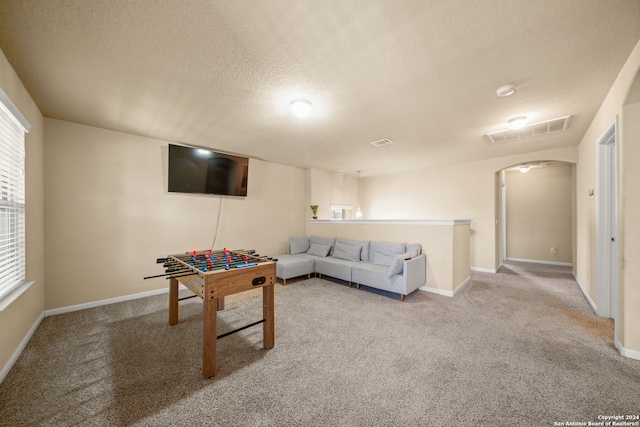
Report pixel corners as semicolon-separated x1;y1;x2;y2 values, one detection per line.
550;247;556;254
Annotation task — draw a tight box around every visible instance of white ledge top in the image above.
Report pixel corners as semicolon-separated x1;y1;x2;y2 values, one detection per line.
309;219;472;225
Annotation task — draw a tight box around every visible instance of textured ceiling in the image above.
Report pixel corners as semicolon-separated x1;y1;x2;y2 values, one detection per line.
1;0;639;177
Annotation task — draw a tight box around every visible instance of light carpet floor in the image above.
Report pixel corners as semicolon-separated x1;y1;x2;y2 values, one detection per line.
1;262;639;426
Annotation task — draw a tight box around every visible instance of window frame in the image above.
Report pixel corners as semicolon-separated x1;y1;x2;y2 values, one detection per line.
0;87;33;311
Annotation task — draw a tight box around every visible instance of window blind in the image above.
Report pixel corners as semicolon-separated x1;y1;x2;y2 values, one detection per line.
0;89;29;301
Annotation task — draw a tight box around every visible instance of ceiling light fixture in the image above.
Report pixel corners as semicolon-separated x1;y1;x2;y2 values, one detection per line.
519;165;530;173
508;116;528;130
290;99;312;118
496;84;516;97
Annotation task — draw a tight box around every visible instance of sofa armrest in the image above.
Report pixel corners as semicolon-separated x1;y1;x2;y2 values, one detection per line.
402;254;426;294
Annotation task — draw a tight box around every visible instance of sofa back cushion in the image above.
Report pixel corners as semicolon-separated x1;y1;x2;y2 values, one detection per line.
369;242;406;267
372;251;398;267
307;243;332;257
335;238;370;261
386;251;420;277
406;243;422;256
332;241;362;262
370;241;406;266
309;236;335;250
289;236;310;254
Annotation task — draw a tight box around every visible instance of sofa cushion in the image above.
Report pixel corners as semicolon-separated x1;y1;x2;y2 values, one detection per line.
332;242;361;262
406;248;419;258
406;244;421;256
307;243;331;257
276;254;315;279
315;257;353;282
370;241;405;259
386;251;417;277
309;236;335;252
372;251;398;267
289;236;310;254
352;262;404;293
335;238;370;261
387;255;405;277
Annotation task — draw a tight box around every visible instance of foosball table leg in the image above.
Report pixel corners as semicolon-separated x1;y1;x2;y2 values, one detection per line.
169;277;179;326
203;297;218;378
263;284;275;349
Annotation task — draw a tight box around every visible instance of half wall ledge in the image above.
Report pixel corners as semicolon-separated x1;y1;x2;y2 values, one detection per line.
306;219;472;296
309;219;472;226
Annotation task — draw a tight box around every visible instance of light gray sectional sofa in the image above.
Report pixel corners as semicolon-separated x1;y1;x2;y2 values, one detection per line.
276;236;426;300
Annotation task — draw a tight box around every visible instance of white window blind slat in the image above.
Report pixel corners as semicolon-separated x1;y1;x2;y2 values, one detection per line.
0;88;27;302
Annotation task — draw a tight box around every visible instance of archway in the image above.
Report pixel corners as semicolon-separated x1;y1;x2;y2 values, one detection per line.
496;160;575;270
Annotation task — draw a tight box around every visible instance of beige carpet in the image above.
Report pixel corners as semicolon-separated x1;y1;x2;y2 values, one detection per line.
1;262;639;426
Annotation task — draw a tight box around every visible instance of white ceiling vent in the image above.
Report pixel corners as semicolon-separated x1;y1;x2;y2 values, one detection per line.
486;116;571;144
370;138;394;147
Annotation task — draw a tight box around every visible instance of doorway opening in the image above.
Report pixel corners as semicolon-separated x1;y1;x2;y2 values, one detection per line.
497;161;574;269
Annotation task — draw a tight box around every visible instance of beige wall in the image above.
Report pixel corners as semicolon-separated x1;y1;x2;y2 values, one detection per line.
505;164;573;264
360;146;578;271
452;224;471;288
575;39;640;355
621;88;640;351
307;168;358;220
0;50;45;374
44;119;306;309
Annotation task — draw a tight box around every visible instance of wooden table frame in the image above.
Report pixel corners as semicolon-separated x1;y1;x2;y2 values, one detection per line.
168;255;276;378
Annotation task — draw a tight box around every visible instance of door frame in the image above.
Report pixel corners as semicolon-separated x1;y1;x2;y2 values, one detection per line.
595;117;619;340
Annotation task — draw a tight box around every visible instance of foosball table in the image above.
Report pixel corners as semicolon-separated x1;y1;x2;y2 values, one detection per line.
147;248;277;378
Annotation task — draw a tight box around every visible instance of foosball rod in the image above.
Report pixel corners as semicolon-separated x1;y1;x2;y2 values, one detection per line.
167;249;249;260
156;259;192;272
165;272;201;280
232;249;278;262
143;269;192;280
172;248;255;258
169;251;253;263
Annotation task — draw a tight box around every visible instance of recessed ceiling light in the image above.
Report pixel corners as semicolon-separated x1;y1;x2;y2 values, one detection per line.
496;84;516;97
290;99;312;118
508;116;528;130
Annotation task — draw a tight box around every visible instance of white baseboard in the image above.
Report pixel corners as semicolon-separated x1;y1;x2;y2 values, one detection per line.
471;266;498;273
572;272;597;314
419;275;471;298
572;276;640;361
616;341;640;361
44;288;169;317
0;312;44;385
419;285;454;297
453;276;472;296
506;257;573;267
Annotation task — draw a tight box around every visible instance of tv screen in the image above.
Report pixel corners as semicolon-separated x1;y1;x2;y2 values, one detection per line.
168;144;249;196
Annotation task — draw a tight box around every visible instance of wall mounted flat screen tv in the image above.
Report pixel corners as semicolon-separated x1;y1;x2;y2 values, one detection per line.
168;144;249;196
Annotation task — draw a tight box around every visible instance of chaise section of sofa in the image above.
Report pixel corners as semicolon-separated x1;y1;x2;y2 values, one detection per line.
275;236;426;300
275;236;322;285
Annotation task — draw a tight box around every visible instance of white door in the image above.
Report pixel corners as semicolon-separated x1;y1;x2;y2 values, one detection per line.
595;118;619;341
